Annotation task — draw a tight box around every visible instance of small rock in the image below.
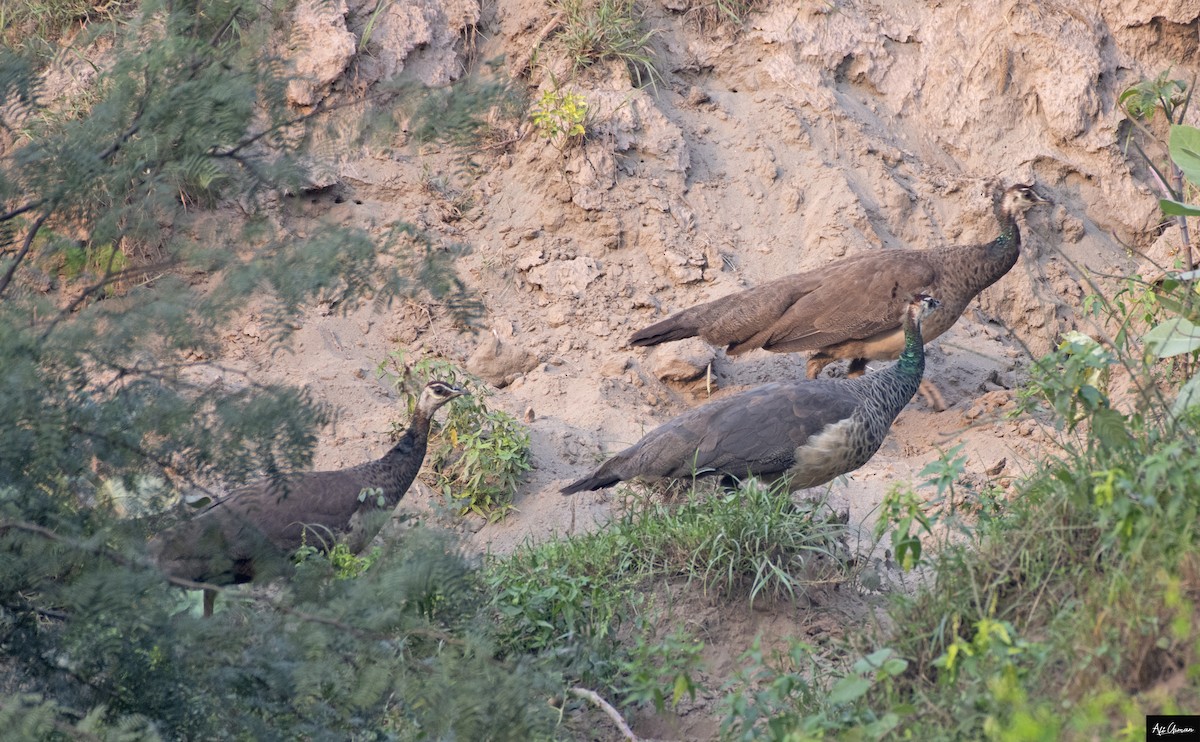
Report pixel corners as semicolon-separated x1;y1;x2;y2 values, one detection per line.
527;257;603;297
515;249;546;271
546;307;571;328
648;338;716;383
466;331;538;388
600;356;631;377
633;293;661;310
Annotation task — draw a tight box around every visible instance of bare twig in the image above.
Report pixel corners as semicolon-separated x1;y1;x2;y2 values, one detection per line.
0;210;49;299
567;687;638;741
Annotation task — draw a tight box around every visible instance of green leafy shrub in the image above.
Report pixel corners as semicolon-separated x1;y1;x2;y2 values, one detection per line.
295;541;381;580
379;352;531;520
531;86;588;147
721;641;908;741
616;617;703;711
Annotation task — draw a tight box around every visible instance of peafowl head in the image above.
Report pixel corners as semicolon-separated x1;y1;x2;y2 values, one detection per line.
908;294;942;328
997;184;1048;220
416;380;468;416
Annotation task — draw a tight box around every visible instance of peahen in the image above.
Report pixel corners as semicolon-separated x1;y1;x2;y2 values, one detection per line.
151;380;466;615
630;185;1046;382
563;295;941;494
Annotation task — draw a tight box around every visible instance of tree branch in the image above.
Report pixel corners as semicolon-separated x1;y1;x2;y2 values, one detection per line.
567;687;639;741
0;199;47;223
38;259;178;340
0;209;49;299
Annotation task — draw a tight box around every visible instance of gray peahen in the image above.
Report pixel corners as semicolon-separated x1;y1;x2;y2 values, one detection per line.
562;295;940;494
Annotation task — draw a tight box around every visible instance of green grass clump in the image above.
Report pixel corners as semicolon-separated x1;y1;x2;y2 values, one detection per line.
1;0;131;59
553;0;659;86
486;479;851;702
687;0;763;30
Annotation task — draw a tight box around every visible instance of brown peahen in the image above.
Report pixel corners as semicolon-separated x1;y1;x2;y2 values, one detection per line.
562;295;940;494
630;185;1046;382
151;380;466;616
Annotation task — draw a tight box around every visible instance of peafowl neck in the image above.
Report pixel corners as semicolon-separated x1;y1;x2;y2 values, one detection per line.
956;207;1022;298
895;316;926;380
352;413;432;505
849;313;925;420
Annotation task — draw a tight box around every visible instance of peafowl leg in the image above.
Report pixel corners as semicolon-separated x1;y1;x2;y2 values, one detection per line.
806;353;837;379
917;379;946;411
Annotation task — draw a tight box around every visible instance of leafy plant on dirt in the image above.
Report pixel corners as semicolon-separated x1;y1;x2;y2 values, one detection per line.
531;85;589;148
553;0;659;87
721;641;908;741
379;352;531;521
876;483;932;572
615;616;703;711
875;442;998;573
295;540;381;580
1120;70;1195;267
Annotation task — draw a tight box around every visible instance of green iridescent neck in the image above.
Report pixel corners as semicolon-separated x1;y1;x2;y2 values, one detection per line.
897;316;924;376
990;201;1021;251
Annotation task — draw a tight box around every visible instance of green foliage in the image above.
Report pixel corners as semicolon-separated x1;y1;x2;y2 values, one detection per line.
721;641;907;741
1169;123;1200;187
875;443;1000;573
295;540;381;580
553;0;660;86
0;0;510;736
615;617;703;711
1161;123;1200;216
486;479;847;702
1119;69;1188;121
379;352;532;520
1020;330;1117;431
1121;73;1197;264
531;86;589;147
876;484;932;571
